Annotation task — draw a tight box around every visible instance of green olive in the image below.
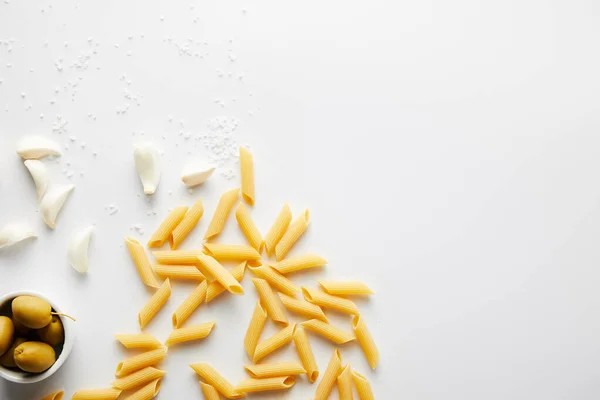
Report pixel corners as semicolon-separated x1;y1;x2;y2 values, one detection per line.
0;316;15;356
14;341;55;373
0;337;27;368
37;316;64;346
12;296;53;329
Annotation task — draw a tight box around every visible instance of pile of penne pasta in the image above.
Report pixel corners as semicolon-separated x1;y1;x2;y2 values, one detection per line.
68;148;378;400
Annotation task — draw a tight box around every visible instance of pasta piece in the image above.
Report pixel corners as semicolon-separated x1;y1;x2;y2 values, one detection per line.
170;200;204;249
293;326;319;383
239;147;254;205
272;254;328;275
41;390;64;400
24;159;48;201
252;278;287;325
314;349;342;400
337;364;353;400
318;280;374;296
134;143;161;195
244;362;306;379
68;225;94;274
152;250;203;265
197;254;244;295
263;204;292;256
353;316;379;369
204;188;239;240
279;292;328;322
40;184;75;229
190;363;245;399
152;265;205;281
352;371;374;400
244;301;267;359
301;319;355;345
165;322;215;346
125;378;161;400
112;367;166;390
206;261;246;302
147;206;188;247
172;280;207;328
203;243;261;261
71;388;122;400
115;334;163;350
253;324;295;363
302;287;359;315
248;265;300;297
116;347;168;378
235;376;295;393
138;279;172;329
235;203;263;251
199;382;222;400
275;209;310;261
126;237;160;288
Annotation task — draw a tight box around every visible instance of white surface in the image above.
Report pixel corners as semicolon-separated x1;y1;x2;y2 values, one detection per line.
1;0;600;399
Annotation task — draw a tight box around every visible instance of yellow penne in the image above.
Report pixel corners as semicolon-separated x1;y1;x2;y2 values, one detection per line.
170;199;204;249
278;292;328;322
252;278;287;325
204;188;239;240
353;316;379;369
125;378;161;400
125;237;160;288
275;209;309;261
318;280;374;296
41;391;64;400
244;362;306;379
152;250;203;265
272;254;328;274
152;264;205;281
190;363;245;399
147;206;188;247
301;319;355;345
115;334;163;350
165;321;215;346
352;371;374;400
302;287;359;315
239;147;254;206
203;243;261;261
337;364;353;400
197;254;244;295
314;349;342;400
199;382;222;400
263;204;292;256
206;261;246;302
248;264;300;297
138;279;172;329
111;367;166;390
244;301;267;359
235;203;263;251
235;376;295;393
116;347;168;378
293;326;319;383
71;388;122;400
172;280;208;328
253;323;295;363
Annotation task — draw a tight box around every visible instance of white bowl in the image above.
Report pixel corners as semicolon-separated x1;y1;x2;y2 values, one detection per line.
0;290;75;384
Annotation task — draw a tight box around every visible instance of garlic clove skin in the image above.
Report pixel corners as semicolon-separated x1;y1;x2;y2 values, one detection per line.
40;184;75;229
16;136;62;160
181;163;215;187
68;225;94;273
23;160;49;202
0;224;37;249
134;143;161;194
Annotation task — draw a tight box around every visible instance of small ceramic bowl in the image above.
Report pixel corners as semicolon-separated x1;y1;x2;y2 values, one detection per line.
0;290;75;384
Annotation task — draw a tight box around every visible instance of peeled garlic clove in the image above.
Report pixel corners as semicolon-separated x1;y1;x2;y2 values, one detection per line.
181;163;215;187
0;224;37;249
41;184;75;229
23;160;49;202
16;136;62;160
134;143;161;194
68;225;94;273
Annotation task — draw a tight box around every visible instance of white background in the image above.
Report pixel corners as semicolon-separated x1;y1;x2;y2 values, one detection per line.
1;0;600;399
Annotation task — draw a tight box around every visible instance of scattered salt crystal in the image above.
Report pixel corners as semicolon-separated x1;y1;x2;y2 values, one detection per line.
188;188;194;194
106;204;119;215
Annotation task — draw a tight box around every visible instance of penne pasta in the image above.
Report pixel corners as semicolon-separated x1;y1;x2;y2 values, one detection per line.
235;376;296;393
275;209;309;261
273;254;328;275
293;326;319;383
165;321;216;346
206;261;246;302
253;324;295;363
203;243;261;261
41;391;64;400
318;280;374;296
248;265;300;297
352;371;375;400
263;204;292;256
126;237;160;288
71;388;122;400
115;334;163;350
244;362;306;379
152;264;206;281
125;378;161;400
147;206;188;247
172;280;208;328
314;349;342;400
337;364;353;400
170;199;204;249
278;292;328;322
252;278;288;325
243;301;267;359
353;316;379;369
235;203;263;251
301;319;355;345
239;147;255;206
199;382;222;400
302;287;359;315
116;347;168;378
197;254;244;295
152;250;203;265
111;367;166;390
190;363;245;399
204;188;239;240
139;279;172;329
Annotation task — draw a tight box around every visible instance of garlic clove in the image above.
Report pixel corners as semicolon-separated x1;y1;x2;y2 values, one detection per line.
134;143;161;194
23;160;49;202
16;136;62;159
68;225;94;273
181;163;215;187
40;184;75;229
0;224;37;249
